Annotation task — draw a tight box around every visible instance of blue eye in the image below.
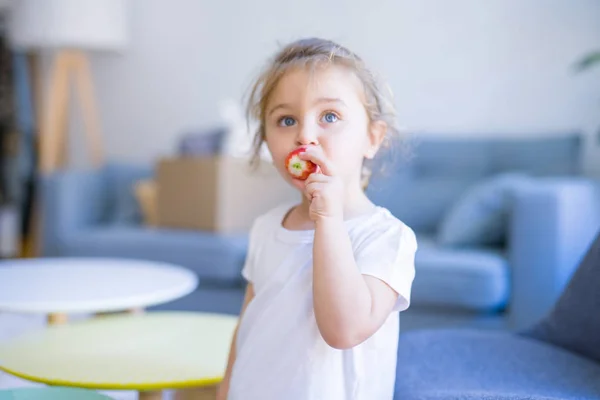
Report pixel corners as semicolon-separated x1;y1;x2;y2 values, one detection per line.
322;112;338;123
279;117;296;127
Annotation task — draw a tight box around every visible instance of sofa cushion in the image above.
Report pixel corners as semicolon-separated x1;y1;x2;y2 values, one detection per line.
368;134;582;233
368;173;479;234
395;330;600;400
411;236;509;311
61;227;248;282
437;173;531;247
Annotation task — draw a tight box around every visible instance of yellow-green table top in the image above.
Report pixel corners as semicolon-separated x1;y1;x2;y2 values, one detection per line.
0;312;238;390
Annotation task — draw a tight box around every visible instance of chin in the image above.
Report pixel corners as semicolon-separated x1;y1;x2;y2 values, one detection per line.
288;177;306;191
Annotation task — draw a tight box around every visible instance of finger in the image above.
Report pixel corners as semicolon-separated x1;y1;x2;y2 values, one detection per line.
299;147;335;176
304;188;312;201
304;172;330;185
304;181;324;199
300;147;332;175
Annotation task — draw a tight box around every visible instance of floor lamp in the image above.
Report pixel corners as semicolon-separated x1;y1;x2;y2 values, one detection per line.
8;0;128;254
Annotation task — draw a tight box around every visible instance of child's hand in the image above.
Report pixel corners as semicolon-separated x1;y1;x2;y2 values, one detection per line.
299;147;344;222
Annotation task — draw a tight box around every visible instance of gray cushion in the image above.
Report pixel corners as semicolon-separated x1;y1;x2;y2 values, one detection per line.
437;173;531;247
368;134;582;233
525;231;600;363
61;227;248;282
368;174;480;233
411;236;509;311
395;329;600;400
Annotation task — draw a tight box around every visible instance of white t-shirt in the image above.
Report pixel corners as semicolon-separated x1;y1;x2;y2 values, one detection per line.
228;204;417;400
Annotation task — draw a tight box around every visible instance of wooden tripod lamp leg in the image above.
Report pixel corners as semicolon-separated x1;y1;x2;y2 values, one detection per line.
72;51;104;168
30;50;105;258
27;51;72;257
39;50;105;173
54;54;73;170
39;52;71;174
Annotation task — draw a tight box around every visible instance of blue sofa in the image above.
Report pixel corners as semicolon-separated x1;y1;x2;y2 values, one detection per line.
40;134;600;330
393;230;600;399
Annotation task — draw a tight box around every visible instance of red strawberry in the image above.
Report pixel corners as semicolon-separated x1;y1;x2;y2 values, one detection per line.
285;148;317;180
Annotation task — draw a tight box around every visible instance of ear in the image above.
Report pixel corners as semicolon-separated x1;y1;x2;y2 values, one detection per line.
364;120;387;159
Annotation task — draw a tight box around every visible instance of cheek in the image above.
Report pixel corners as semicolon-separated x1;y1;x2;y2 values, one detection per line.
265;138;283;162
324;124;370;157
265;128;282;150
265;131;292;168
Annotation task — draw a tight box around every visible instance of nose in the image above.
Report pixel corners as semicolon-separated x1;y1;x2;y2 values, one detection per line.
295;122;319;146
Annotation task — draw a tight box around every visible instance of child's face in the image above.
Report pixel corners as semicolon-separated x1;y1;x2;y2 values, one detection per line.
264;65;384;192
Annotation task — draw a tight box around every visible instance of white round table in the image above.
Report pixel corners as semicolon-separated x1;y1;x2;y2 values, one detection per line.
0;258;198;324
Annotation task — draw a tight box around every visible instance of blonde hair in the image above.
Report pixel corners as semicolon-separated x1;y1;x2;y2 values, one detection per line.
246;37;402;188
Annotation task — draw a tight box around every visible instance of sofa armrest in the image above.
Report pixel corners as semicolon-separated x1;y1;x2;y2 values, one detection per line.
508;178;600;330
40;168;110;255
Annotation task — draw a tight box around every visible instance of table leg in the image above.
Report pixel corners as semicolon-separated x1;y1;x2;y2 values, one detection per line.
128;307;145;315
139;390;163;400
173;386;218;400
47;313;68;325
95;307;145;318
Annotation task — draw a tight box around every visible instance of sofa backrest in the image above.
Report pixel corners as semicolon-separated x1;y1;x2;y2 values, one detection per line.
366;133;583;233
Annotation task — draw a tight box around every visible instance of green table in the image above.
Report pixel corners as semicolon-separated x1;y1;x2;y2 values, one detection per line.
0;312;238;400
0;387;112;399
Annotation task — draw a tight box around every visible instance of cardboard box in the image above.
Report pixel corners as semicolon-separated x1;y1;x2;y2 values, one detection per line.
156;156;298;233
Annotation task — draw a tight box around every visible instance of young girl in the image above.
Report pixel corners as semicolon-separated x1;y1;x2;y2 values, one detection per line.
218;37;417;400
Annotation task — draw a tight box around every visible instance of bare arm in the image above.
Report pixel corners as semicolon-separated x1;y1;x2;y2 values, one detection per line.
313;217;398;350
299;147;400;350
217;283;255;400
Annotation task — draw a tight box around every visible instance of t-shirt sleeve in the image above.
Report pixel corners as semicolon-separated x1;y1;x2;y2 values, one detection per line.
355;222;417;312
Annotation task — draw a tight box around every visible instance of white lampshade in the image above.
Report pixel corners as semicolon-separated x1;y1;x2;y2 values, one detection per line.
8;0;128;52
